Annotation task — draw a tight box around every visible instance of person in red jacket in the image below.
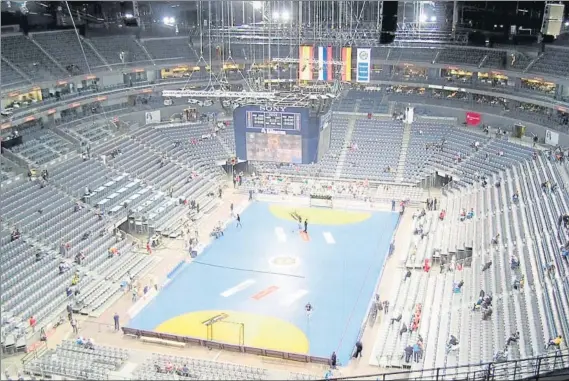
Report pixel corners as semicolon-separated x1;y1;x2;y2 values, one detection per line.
29;316;37;332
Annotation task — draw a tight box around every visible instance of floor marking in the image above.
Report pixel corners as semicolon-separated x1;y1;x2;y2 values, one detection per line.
323;232;336;244
128;288;158;319
220;279;256;297
300;231;310;241
275;227;287;242
252;286;280;300
193;261;305;279
280;289;308;307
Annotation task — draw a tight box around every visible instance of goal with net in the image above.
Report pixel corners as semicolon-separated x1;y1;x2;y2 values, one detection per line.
309;194;333;208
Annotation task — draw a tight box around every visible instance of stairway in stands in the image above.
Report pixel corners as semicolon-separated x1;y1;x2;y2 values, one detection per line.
395;122;412;182
334;116;357;179
216;133;234;157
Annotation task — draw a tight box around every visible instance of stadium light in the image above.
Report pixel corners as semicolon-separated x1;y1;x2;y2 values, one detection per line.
281;10;290;21
272;11;280;20
124;13;133;19
430;15;437;22
565;21;569;27
251;1;263;10
419;14;427;23
163;16;175;25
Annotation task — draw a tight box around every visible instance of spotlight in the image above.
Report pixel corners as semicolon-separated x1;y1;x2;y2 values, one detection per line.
281;10;290;21
419;14;427;23
124;13;133;19
565;21;569;27
430;16;437;22
252;1;262;10
272;11;280;20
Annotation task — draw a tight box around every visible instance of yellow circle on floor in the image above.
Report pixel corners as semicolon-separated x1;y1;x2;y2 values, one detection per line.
269;205;371;225
155;310;309;354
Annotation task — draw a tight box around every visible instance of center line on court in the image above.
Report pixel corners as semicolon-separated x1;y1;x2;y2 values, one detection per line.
323;232;336;244
275;227;287;242
281;290;308;307
220;279;256;297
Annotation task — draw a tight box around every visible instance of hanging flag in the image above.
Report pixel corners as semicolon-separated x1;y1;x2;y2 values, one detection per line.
318;46;325;81
299;45;314;81
326;46;333;81
356;48;371;83
341;47;352;82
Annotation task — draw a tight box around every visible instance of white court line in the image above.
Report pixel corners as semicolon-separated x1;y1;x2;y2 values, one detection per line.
323;232;336;244
220;279;256;297
275;227;287;242
280;290;309;307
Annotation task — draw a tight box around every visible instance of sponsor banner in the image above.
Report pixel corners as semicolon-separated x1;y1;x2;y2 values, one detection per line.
545;130;559;146
356;48;371;83
465;111;481;126
341;47;352;82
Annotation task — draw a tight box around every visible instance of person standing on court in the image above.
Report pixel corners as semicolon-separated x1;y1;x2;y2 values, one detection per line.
304;219;308;233
353;341;363;358
71;317;78;334
236;214;242;228
330;351;337;368
230;203;234;217
113;313;120;331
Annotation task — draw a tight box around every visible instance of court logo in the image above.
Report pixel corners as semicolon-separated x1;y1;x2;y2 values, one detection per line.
359;51;369;60
270;256;299;267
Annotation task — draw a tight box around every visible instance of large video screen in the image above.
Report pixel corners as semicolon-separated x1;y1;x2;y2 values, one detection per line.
246;132;302;163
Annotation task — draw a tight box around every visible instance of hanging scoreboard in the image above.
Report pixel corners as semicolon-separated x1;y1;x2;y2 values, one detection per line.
234;105;327;164
246;110;301;131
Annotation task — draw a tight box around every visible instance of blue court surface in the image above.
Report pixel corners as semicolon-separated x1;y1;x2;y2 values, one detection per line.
129;202;399;364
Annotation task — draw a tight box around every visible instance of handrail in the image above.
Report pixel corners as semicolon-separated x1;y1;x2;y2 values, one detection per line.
21;341;48;365
331;349;569;380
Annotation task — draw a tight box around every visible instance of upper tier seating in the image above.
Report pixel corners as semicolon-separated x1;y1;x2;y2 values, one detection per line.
142;38;198;61
32;31;106;73
529;47;569;77
1;60;29;89
1;35;65;81
89;36;150;66
437;48;486;67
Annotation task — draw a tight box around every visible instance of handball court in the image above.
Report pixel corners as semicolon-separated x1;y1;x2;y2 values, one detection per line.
128;201;399;364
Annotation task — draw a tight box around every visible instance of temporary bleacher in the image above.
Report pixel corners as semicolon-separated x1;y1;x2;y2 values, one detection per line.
24;340;130;380
8;131;77;166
